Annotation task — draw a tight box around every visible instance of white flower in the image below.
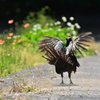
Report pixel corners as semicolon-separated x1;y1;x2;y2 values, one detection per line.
67;22;72;26
70;17;74;21
72;31;77;35
37;23;41;26
62;16;67;22
54;22;57;26
77;25;81;29
49;28;52;30
33;24;41;31
42;29;48;32
33;28;37;31
75;23;81;29
37;26;41;30
58;29;61;31
33;25;37;28
50;23;53;26
46;23;49;26
13;35;18;39
70;25;75;30
67;33;71;36
56;21;61;25
54;21;61;25
73;36;76;40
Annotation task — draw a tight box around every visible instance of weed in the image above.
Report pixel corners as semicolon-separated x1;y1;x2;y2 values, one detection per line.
22;87;38;93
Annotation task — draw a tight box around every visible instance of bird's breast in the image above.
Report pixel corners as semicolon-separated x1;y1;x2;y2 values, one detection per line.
54;41;63;52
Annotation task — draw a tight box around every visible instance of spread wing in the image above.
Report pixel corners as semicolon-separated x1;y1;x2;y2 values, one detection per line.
67;32;94;55
38;32;94;56
38;36;64;53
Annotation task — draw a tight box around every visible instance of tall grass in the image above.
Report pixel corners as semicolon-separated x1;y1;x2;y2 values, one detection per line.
0;41;45;77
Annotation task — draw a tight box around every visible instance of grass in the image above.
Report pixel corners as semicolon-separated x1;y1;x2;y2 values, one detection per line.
0;42;46;77
0;8;99;78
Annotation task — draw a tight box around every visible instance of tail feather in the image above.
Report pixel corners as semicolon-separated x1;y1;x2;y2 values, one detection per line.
41;46;59;64
79;39;93;43
46;46;57;59
76;44;88;51
79;32;92;38
73;32;94;54
77;42;90;47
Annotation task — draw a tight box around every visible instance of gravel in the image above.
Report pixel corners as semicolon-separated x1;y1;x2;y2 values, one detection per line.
0;54;100;100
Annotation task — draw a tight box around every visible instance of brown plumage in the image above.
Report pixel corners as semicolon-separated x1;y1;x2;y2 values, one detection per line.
38;32;94;84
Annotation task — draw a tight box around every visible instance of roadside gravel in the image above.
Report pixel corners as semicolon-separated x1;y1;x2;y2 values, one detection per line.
0;53;100;100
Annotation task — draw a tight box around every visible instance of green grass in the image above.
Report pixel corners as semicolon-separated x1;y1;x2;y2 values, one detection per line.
0;8;99;78
0;42;45;77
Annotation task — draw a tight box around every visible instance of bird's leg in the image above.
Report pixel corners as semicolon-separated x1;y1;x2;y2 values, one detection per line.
61;72;64;84
68;71;73;84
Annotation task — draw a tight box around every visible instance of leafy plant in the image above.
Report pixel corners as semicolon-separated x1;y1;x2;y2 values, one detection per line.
0;33;45;77
0;7;98;78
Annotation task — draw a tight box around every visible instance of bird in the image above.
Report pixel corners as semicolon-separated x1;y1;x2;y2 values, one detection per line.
38;32;94;84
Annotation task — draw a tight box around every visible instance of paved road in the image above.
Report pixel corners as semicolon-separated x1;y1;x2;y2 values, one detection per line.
0;53;100;100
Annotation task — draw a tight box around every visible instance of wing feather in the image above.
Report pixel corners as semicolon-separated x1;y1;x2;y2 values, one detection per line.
38;36;64;55
71;32;94;54
75;46;82;54
76;42;90;47
38;32;94;58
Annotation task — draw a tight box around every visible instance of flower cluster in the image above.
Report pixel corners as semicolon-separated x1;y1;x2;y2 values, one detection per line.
18;39;22;43
24;23;30;28
62;16;67;22
0;40;5;44
0;19;26;57
8;19;14;24
33;24;41;31
62;16;81;30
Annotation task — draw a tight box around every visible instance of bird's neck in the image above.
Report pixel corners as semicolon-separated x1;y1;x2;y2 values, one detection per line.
66;40;71;47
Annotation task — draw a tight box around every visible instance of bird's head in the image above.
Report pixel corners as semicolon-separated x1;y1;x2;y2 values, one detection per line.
66;36;73;41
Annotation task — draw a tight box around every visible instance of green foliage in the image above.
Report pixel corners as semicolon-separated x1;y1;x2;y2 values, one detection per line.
0;7;98;78
17;6;55;36
0;33;45;77
26;6;55;26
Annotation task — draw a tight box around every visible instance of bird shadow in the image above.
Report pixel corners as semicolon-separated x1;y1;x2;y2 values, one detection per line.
54;83;79;87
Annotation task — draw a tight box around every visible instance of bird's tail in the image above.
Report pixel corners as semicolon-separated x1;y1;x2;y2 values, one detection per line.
42;46;59;65
41;46;73;65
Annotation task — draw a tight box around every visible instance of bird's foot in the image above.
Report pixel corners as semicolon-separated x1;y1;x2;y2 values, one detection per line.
69;81;73;85
60;81;65;85
61;82;64;84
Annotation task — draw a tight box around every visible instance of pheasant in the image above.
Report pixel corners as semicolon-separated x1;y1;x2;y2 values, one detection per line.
38;32;94;84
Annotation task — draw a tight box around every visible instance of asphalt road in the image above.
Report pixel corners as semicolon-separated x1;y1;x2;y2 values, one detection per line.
0;53;100;100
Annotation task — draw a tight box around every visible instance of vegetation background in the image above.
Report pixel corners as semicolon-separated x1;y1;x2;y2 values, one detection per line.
0;0;100;34
0;0;99;77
